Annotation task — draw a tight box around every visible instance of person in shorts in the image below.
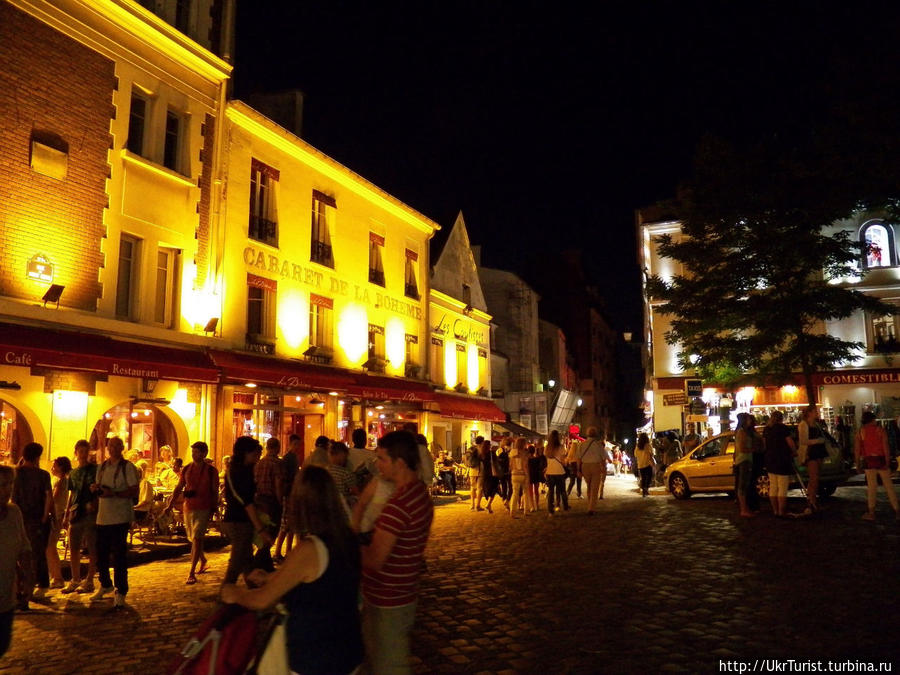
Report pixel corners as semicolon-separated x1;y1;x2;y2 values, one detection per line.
764;411;797;517
167;441;219;584
733;413;757;518
63;440;98;593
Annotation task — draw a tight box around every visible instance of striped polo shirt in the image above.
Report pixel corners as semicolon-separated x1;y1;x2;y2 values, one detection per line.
362;479;433;607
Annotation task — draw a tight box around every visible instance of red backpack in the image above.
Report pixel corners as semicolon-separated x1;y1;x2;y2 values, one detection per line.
168;604;260;675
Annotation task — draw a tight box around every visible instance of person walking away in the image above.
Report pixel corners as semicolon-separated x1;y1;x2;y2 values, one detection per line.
855;411;900;521
635;434;654;497
565;439;582;498
221;465;364;675
763;411;796;517
349;427;376;488
479;440;498;514
222;437;273;584
274;433;301;562
91;437;139;608
12;442;52;601
578;427;606;516
798;405;827;511
46;456;71;589
733;413;756;518
0;465;31;657
63;440;98;594
465;438;483;511
529;441;547;511
493;439;512;509
544;431;569;516
326;442;358;512
509;438;532;517
253;437;283;571
166;441;218;584
361;431;434;675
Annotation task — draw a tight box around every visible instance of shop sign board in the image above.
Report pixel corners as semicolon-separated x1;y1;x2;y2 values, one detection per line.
686;414;709;423
685;379;703;397
663;392;688;406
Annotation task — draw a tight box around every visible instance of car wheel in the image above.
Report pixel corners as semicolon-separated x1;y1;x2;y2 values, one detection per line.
755;474;770;499
819;484;837;497
669;473;691;499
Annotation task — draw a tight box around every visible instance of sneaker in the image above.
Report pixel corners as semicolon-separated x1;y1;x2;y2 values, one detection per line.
49;579;65;590
114;592;126;608
78;581;95;594
91;586;114;601
32;587;47;600
61;581;80;594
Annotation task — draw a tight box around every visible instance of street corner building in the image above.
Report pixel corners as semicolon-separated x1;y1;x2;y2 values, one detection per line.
0;0;504;470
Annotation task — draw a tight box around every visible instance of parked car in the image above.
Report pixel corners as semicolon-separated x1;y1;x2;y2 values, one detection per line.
664;429;850;500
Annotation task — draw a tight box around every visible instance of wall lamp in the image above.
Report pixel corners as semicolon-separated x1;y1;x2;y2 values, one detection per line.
203;317;219;334
42;284;64;308
0;381;22;390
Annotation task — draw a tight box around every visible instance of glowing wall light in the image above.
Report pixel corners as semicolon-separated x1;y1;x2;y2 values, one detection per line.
385;319;406;371
52;390;88;420
278;290;309;350
467;344;479;392
169;388;197;420
444;341;457;388
338;305;369;364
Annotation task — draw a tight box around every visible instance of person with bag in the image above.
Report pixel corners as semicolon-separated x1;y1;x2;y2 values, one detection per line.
465;437;483;511
635;433;654;497
167;441;219;584
90;436;139;608
544;430;569;516
577;427;607;515
508;437;533;517
221;465;363;675
798;405;827;511
855;411;900;521
222;436;273;585
62;440;98;594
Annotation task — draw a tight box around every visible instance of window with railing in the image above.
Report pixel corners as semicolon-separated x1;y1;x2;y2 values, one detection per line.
311;190;335;267
430;337;445;386
405;334;420;378
404;249;419;299
249;159;279;247
869;307;900;354
369;232;385;286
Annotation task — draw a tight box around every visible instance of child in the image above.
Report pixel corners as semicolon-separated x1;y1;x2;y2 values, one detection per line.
0;465;32;658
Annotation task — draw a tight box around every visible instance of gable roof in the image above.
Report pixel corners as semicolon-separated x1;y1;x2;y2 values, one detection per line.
431;211;488;313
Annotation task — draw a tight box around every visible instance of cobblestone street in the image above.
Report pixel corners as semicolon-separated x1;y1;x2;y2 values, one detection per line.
2;474;898;674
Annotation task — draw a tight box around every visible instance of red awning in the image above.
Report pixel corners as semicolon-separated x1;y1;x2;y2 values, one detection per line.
347;373;436;402
434;392;507;422
208;350;355;391
0;322;218;383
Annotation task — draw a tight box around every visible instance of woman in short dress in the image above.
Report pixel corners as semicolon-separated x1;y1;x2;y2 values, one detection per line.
855;411;900;521
798;405;827;510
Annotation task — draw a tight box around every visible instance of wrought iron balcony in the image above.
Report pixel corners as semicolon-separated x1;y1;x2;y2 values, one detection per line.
369;268;385;286
248;216;278;246
245;333;276;355
311;240;334;267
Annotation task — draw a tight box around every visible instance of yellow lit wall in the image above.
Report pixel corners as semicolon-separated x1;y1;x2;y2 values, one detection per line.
221;102;438;368
429;291;491;392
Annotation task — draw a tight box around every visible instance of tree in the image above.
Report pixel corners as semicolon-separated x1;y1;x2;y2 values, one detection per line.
646;135;898;404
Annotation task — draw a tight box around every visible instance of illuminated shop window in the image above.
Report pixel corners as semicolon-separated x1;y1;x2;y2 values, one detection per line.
869;306;900;354
154;247;179;327
404;250;419;300
861;221;896;269
369;233;385;286
311;190;335;268
430;337;444;386
116;234;141;319
163;110;183;172
249;159;279;247
127;91;148;156
247;274;277;353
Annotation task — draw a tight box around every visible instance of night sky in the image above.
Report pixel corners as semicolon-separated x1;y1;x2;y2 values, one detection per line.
233;3;900;333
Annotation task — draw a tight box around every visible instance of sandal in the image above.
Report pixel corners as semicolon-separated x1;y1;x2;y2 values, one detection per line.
186;575;197;585
197;561;210;575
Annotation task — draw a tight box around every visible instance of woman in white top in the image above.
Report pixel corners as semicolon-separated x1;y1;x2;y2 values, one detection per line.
46;456;71;589
544;431;569;516
508;438;533;518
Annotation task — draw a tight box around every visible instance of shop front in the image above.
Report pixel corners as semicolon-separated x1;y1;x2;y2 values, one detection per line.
427;392;505;462
347;373;436;448
0;322;218;468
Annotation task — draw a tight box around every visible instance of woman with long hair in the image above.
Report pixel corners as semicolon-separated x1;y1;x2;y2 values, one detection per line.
508;437;532;517
635;433;654;497
798;405;827;510
544;430;569;516
222;436;273;584
855;411;900;521
46;456;71;588
479;440;497;514
222;466;363;675
528;441;545;511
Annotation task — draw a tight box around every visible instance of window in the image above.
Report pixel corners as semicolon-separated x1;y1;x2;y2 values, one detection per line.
127;92;148;156
175;0;192;33
430;337;444;386
404;249;419;299
154;248;179;327
861;221;896;269
311;191;335;267
307;294;334;363
163;110;182;172
405;335;419;378
116;235;140;319
367;324;385;371
369;232;385;286
249;159;279;246
455;343;467;389
246;274;276;353
869;308;900;353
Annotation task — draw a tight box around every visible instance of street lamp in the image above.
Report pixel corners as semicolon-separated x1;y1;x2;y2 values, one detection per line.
548;379;556;388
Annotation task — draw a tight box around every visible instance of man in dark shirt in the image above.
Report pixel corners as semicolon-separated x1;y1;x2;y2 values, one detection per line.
12;443;52;600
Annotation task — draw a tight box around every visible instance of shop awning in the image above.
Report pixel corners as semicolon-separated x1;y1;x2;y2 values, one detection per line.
208;350;355;391
347;373;437;403
494;419;544;438
434;392;507;422
0;322;218;383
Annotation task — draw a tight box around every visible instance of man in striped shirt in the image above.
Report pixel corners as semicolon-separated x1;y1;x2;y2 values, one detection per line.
362;431;434;675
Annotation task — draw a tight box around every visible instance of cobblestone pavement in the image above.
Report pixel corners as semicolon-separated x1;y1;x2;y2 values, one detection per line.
2;474;898;674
